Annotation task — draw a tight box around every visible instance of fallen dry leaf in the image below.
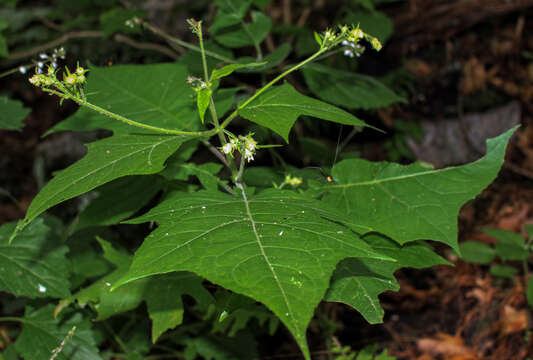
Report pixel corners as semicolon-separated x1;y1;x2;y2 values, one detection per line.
501;305;527;335
417;333;476;358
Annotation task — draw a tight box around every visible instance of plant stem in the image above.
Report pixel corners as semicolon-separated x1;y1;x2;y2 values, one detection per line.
0;317;24;323
196;20;232;178
219;47;327;129
235;151;247;185
143;22;236;64
102;321;130;355
68;96;216;137
240;21;263;60
197;22;227;145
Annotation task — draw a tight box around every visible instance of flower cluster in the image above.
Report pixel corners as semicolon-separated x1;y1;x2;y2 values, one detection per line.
186;76;210;92
221;134;258;162
284;174;303;187
28;62;89;102
315;24;383;54
19;47;66;75
124;16;141;29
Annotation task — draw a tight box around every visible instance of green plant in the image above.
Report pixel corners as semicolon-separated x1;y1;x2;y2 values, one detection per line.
329;340;396;360
460;226;533;305
0;1;517;359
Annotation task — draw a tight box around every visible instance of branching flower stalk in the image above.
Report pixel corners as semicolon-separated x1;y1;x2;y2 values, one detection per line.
25;23;381;185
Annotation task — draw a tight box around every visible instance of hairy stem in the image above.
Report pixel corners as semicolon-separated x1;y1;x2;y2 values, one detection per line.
67;96;216;137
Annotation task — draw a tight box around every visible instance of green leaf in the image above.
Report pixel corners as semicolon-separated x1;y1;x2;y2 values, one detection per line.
61;238;213;342
161;162;223;190
15;134;187;236
66;228;114;288
0;96;29;130
213;11;272;48
14;305;101;360
0;19;8;57
1;345;18;360
325;234;449;324
0;219;70;298
484;228;529;261
210;291;279;336
302;64;406;110
115;189;393;359
459;241;495;264
527;276;533;308
211;62;266;80
490;264;518;278
75;175;163;231
215;0;252;19
322;127;517;251
243;167;284;188
178;332;258;360
343;10;393;43
146;272;214;342
100;8;144;37
197;88;212;124
236;43;291;72
252;0;270;10
353;0;375;11
238;83;374;142
48;63;199;135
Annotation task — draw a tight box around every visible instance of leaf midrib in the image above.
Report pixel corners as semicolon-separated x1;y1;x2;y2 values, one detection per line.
237;185;299;335
28;136;178;220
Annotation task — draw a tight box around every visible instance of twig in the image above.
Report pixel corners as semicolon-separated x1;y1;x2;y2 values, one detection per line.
113;33;180;59
5;31;104;62
503;162;533;181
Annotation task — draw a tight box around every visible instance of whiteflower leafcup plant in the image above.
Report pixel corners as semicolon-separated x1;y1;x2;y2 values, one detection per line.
1;13;517;360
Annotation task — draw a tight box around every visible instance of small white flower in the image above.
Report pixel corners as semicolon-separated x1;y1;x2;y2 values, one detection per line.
344;49;354;58
64;74;77;86
18;66;26;74
244;149;254;162
29;75;40;85
352;28;364;39
222;143;233;154
39;53;48;59
342;40;349;46
37;61;44;68
245;138;257;152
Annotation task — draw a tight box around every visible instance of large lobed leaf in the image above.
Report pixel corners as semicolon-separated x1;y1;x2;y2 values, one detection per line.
238;83;376;142
115;189;393;359
325;234;450;324
13;134;187;237
322;127;517;252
